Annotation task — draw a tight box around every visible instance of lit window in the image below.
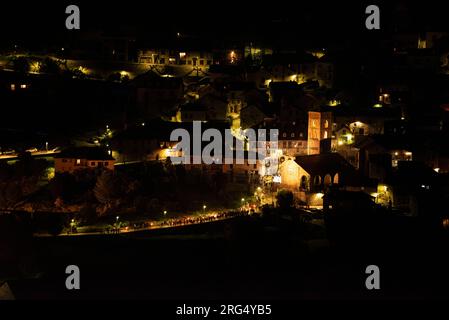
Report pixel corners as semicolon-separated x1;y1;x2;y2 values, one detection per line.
76;159;81;165
324;131;328;139
20;84;27;89
10;84;16;91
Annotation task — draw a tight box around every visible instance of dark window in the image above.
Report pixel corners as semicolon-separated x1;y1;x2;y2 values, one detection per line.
104;162;109;166
91;161;96;166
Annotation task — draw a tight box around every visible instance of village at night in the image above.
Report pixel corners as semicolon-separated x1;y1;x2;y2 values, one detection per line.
1;1;449;306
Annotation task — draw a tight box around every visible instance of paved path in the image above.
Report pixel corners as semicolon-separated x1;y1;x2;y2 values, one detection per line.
35;210;251;237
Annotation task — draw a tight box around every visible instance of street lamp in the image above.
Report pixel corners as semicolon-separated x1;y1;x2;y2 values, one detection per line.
70;219;75;233
45;142;48;152
163;210;167;216
203;205;206;213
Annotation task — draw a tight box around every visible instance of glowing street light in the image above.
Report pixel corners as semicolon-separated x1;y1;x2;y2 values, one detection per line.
70;219;76;233
163;210;167;215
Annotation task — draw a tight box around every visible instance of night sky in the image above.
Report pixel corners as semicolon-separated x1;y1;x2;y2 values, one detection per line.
3;1;449;49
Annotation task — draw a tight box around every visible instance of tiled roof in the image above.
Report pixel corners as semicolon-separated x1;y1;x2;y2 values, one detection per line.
294;153;354;176
55;147;114;160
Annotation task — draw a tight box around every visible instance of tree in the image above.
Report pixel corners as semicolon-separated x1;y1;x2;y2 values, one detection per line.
94;171;118;205
47;214;64;236
11;56;30;74
107;72;122;82
76;204;97;225
0;182;22;209
50;173;76;201
276;189;294;211
14;153;49;178
40;57;62;74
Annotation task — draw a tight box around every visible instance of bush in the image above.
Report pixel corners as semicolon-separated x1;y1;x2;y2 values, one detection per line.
46;214;65;236
276;189;294;211
11;56;30;73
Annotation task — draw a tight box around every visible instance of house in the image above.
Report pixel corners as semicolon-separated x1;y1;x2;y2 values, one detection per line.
179;102;207;122
380;161;440;215
323;189;376;213
354;135;413;180
184;150;262;185
130;70;184;119
54;147;115;173
199;94;228;121
111;119;185;163
225;81;268;129
240;104;268;130
277;153;364;207
278;127;308;157
268;81;302;104
137;48;213;68
261;51;335;88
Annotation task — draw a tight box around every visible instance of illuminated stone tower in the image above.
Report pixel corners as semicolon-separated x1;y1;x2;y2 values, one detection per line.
307;111;332;155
